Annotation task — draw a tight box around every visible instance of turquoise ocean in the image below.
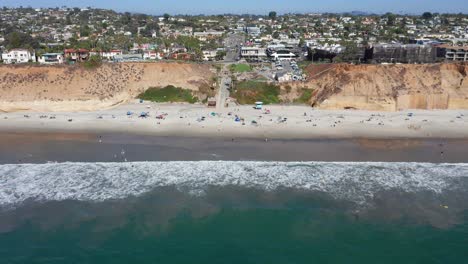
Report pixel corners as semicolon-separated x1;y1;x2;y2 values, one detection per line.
1;161;468;263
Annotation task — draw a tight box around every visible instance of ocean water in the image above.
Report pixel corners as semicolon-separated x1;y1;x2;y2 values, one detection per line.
1;161;468;263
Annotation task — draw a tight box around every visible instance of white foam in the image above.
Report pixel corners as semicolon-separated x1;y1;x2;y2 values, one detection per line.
0;161;467;207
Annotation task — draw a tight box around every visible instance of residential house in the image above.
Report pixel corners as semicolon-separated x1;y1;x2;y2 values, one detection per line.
64;49;89;62
37;53;64;64
144;50;162;60
202;50;217;61
101;50;123;60
170;44;187;54
114;54;144;62
1;49;34;64
170;53;192;60
245;27;261;37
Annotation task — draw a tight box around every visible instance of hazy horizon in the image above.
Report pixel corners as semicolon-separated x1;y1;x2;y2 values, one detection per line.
1;0;468;16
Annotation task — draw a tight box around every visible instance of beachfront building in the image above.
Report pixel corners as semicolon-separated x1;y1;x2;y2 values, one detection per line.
114;53;144;62
241;47;267;62
368;44;436;63
64;49;89;62
443;46;468;62
101;50;123;61
37;53;64;64
143;50;163;60
170;52;193;61
1;49;34;64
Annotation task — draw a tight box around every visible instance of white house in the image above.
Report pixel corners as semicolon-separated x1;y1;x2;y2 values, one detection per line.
202;50;217;61
37;53;64;64
101;50;123;60
1;49;35;64
143;50;162;60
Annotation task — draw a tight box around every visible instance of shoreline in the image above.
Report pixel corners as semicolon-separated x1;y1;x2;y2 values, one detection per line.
1;102;468;140
1;131;467;164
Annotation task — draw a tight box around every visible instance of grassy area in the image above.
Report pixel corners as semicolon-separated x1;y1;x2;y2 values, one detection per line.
230;63;252;73
294;89;314;104
138;85;198;103
232;81;281;105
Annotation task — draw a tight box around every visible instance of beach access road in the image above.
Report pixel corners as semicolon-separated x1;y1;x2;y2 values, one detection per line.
1;103;468;140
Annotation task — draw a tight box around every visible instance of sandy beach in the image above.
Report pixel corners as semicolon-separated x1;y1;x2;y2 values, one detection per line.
1;101;468;139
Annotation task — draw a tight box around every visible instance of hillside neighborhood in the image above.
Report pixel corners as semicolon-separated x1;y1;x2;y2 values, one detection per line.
0;7;467;67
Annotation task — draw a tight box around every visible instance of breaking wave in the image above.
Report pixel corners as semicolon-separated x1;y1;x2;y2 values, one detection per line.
1;161;467;208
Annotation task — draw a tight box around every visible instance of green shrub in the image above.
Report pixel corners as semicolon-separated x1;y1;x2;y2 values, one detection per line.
294;89;314;104
138;85;198;103
232;81;281;104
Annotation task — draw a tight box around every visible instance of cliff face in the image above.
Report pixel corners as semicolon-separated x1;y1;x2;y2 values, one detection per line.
0;63;215;112
305;63;468;111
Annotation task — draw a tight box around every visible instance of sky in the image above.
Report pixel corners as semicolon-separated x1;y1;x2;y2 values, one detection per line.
2;0;468;15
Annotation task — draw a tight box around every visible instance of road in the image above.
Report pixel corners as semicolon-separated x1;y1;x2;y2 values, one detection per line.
223;32;245;62
216;66;231;109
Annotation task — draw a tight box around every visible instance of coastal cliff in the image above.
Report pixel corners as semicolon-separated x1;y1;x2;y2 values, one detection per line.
1;62;468;112
303;63;468;111
0;62;215;112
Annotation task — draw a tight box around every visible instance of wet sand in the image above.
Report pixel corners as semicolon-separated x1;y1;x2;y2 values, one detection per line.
0;132;467;164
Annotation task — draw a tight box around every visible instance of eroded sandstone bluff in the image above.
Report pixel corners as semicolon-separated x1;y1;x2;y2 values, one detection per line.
1;62;467;112
0;62;215;112
304;63;468;111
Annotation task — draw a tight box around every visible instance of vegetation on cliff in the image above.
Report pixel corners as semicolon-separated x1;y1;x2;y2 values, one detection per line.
232;81;280;104
138;85;198;103
294;89;314;104
229;64;252;73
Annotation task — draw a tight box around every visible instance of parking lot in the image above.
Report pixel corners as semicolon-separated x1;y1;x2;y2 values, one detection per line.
272;60;304;82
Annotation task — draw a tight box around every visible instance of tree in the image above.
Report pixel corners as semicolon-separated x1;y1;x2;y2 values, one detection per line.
268;11;277;21
215;50;226;61
385;13;396;26
336;41;362;63
422;12;433;20
163;13;171;22
80;25;91;37
65;15;72;25
298;38;305;47
4;31;39;50
114;34;132;51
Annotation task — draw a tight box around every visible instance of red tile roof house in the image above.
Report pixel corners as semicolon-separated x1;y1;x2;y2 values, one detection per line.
64;49;90;62
170;52;193;61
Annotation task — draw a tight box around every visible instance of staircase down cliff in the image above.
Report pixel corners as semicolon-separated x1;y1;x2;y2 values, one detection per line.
304;63;468;111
